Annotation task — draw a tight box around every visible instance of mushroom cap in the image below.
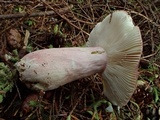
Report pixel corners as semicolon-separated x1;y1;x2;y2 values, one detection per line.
87;10;143;107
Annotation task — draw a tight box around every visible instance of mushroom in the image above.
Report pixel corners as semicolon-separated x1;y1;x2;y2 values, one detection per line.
15;10;142;107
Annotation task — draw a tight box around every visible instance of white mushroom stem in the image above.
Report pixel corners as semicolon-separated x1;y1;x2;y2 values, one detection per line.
15;47;107;90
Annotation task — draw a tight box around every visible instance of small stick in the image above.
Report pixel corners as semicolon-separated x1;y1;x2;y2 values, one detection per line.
130;10;160;28
0;6;73;19
0;1;33;4
42;1;89;36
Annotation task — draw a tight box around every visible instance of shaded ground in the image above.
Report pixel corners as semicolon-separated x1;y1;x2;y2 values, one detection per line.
0;0;160;120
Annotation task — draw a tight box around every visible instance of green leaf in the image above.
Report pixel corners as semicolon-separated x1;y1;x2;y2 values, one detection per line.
0;70;7;81
53;24;59;35
25;20;34;26
92;99;107;110
12;49;18;56
153;87;159;103
0;62;14;103
14;6;23;13
0;95;4;103
87;110;93;115
26;44;33;53
29;100;39;107
67;115;71;120
48;44;53;48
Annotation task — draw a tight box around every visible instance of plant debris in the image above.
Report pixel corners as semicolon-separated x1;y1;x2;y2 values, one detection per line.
0;0;160;120
6;29;21;49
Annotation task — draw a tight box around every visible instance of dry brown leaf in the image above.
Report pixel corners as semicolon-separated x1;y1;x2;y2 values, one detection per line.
23;30;30;49
6;29;21;49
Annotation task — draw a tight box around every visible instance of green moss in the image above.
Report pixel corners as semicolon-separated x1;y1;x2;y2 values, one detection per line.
0;62;14;103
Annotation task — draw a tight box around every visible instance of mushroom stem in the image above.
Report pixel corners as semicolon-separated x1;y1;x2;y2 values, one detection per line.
15;47;107;90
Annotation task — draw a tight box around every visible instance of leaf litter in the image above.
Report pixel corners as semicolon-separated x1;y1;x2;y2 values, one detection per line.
0;0;160;120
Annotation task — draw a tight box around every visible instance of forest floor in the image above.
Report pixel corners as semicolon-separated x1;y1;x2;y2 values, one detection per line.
0;0;160;120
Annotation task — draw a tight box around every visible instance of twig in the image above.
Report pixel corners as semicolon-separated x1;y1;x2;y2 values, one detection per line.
52;89;66;119
136;0;155;53
25;109;37;120
130;10;160;28
41;1;89;36
113;5;160;28
69;89;86;116
14;80;22;100
0;0;34;4
4;93;18;113
0;6;72;19
141;58;160;68
142;51;158;59
68;80;92;117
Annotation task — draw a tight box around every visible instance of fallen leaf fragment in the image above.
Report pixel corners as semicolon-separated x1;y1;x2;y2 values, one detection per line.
7;28;21;49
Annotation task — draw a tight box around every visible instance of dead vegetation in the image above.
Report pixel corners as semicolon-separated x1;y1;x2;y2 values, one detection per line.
0;0;160;120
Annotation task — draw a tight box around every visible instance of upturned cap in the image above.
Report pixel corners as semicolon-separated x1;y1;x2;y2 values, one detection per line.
87;10;143;107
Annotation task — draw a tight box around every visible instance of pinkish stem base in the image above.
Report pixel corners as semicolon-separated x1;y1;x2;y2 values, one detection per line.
16;47;107;91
